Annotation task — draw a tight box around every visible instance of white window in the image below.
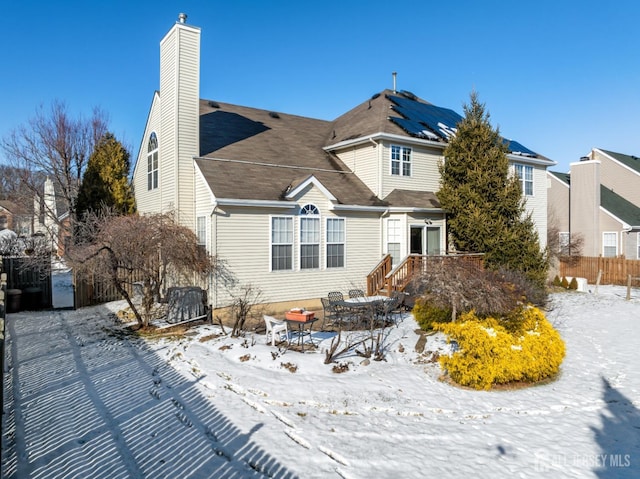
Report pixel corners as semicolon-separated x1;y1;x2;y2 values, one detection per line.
638;232;640;259
271;216;293;271
559;232;570;255
300;204;320;269
515;164;533;196
603;232;617;258
387;219;402;265
391;145;411;176
196;216;207;246
147;132;158;190
326;218;345;268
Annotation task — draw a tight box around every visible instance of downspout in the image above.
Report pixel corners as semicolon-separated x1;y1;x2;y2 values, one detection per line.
211;203;218;311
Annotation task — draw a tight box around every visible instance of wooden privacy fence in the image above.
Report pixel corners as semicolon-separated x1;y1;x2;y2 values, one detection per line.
74;267;209;309
74;267;147;309
559;256;640;286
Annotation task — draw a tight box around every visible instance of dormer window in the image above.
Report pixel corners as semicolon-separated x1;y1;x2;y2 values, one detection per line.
391;145;411;176
147;132;159;190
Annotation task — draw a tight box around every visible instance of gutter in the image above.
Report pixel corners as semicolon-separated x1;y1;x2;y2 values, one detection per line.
324;132;444;152
214;198;295;209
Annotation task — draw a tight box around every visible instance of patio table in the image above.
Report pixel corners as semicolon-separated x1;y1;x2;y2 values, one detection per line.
335;296;390;327
284;311;318;352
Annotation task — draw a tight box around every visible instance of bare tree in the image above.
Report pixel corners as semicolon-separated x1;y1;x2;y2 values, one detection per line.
1;100;108;235
547;209;584;267
68;211;221;328
229;284;264;337
408;256;546;320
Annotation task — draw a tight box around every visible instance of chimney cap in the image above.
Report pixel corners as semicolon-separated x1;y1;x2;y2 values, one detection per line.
178;13;187;23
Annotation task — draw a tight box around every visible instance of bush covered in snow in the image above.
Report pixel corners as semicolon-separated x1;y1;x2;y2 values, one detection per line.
435;306;565;390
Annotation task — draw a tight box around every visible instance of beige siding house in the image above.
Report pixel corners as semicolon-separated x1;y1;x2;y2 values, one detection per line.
132;14;555;309
548;148;640;259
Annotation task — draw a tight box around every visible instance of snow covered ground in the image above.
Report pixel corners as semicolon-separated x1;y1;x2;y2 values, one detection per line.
2;286;639;478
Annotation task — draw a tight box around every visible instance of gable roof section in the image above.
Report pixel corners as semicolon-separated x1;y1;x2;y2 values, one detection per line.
327;89;411;145
196;100;384;207
549;170;571;186
552;171;640;228
329;89;542;159
601;185;640;228
598;149;640;175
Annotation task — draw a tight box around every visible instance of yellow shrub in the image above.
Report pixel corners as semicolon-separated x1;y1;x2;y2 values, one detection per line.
434;307;565;390
413;298;451;330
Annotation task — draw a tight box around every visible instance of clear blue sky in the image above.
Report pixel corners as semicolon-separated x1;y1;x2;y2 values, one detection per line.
2;1;639;173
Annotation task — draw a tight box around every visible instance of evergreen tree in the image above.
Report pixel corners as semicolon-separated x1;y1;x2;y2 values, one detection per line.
76;133;135;219
437;92;548;287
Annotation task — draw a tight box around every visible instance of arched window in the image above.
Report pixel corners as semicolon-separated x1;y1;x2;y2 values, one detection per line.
147;132;158;190
300;204;320;269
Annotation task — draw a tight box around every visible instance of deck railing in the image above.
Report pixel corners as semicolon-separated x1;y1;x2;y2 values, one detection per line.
367;253;485;296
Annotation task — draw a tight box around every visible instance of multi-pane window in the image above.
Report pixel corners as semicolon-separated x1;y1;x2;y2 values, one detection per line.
326;218;345;268
300;204;320;269
271;216;293;271
603;232;617;258
391;145;411;176
514;164;533;196
559;232;570;255
196;216;207;246
147;132;159;190
387;219;402;265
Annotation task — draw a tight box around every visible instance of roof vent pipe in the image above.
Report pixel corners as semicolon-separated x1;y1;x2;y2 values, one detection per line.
392;72;397;94
178;13;187;23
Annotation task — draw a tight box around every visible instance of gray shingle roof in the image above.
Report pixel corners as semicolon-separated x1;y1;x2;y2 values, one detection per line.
601;186;640;227
549;171;640;228
382;190;440;209
600;149;640;174
196;100;386;206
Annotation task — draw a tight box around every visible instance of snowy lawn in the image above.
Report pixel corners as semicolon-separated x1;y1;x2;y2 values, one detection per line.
2;286;640;478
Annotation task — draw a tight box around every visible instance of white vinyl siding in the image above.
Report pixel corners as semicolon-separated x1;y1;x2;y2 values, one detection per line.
603;232;617;257
326;218;345;268
133;93;162;215
638;233;640;260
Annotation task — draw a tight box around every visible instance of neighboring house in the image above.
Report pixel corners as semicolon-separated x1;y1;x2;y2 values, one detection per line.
132;14;554;309
0;177;67;256
548;148;640;259
0;200;31;236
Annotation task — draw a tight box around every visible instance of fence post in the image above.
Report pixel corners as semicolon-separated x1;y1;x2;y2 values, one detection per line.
595;269;602;295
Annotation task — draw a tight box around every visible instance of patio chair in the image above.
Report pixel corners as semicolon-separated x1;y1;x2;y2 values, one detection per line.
321;297;339;330
377;293;402;326
327;291;344;303
348;289;365;298
263;315;289;346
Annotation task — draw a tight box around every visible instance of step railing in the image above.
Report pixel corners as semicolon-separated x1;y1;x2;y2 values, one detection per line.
367;253;485;297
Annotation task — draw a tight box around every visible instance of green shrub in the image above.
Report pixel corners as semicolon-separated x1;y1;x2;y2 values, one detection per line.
413;298;451;331
434;307;566;390
552;275;562;287
560;277;569;289
568;277;578;290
